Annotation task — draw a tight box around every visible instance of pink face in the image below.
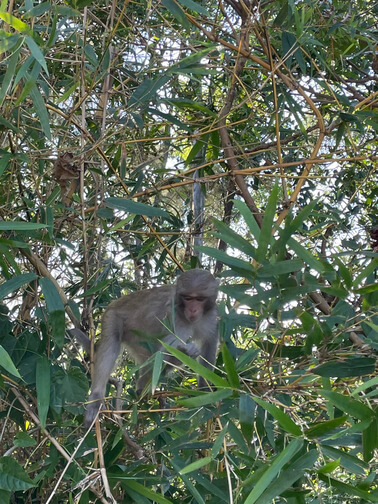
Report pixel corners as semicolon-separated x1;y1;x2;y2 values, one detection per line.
182;295;207;322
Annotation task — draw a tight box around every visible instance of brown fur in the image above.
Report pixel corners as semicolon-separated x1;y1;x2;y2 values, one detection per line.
84;269;219;426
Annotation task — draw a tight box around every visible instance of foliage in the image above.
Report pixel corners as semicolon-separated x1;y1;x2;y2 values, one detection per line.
0;0;377;502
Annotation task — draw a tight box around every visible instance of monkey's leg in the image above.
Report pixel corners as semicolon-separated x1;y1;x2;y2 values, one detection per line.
84;323;122;427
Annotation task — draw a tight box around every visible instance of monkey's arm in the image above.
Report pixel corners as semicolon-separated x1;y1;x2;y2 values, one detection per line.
68;328;91;353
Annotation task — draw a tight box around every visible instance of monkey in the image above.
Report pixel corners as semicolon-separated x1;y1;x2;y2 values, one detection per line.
75;269;219;427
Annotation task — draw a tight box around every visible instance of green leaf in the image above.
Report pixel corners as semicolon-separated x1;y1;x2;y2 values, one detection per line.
0;273;38;300
0;152;12;177
211;423;228;457
252;397;302;436
305;416;348;438
0;47;20;105
185;135;206;164
313;357;376;378
23;2;52;18
29;84;51;139
180;456;212;475
212;218;256;258
162;342;229;388
81;279;112;296
317;459;340;474
36;355;50;429
0;221;47;230
171;458;206;504
351;376;378;396
353;259;378;287
222;343;240;388
176;0;209;16
255;450;318;504
163;97;217;117
239;394;255;443
321;390;375;422
288;237;325;273
123;480;173;504
151;351;163;394
14;431;37;447
258;259;303;277
244;439;304;504
161;0;190;29
39;277;65;347
0;13;33;35
363;415;378;462
128;75;170;108
318;474;378;502
25;36;48;74
233;199;261;241
39;277;64;312
0;456;35;491
179;388;233;407
321;445;369;475
0;345;22;379
0;32;21;53
106;197;170;218
256;183;278;263
170;45;216;71
195;246;254;273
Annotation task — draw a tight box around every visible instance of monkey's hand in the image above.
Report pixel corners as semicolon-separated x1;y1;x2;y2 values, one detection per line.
177;342;201;359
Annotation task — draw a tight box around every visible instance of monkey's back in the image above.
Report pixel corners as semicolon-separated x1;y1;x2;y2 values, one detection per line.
103;284;175;337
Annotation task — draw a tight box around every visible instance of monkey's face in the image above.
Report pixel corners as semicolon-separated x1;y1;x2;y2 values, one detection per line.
180;295;207;323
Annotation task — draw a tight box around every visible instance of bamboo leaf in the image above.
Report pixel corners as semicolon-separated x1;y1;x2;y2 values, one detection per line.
161;0;190;29
313;357;376;378
0;221;47;230
195;246;254;273
179;389;233;407
106;197;170;218
222;343;240;388
0;273;38;300
180;456;212;475
233;199;261;240
161;342;229;388
0;345;22;379
151;351;163;394
318;474;378;502
176;0;209;16
252;397;302;436
0;47;20;105
239;394;255;443
0;12;33;35
321;390;375;422
123;480;173;504
36;355;50;429
29;84;51;139
255;450;318;504
39;277;65;347
212;218;256;258
288;237;325;273
256;182;278;263
25;36;48;74
305;416;348;438
244;439;304;504
258;259;303;277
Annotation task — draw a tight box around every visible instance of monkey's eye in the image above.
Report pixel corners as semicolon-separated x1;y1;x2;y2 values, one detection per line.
183;296;194;301
195;297;206;302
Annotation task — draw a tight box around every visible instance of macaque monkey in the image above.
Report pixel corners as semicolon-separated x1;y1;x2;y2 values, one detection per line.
78;269;219;427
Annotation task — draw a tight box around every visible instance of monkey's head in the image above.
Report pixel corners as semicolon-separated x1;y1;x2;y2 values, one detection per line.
175;270;218;323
